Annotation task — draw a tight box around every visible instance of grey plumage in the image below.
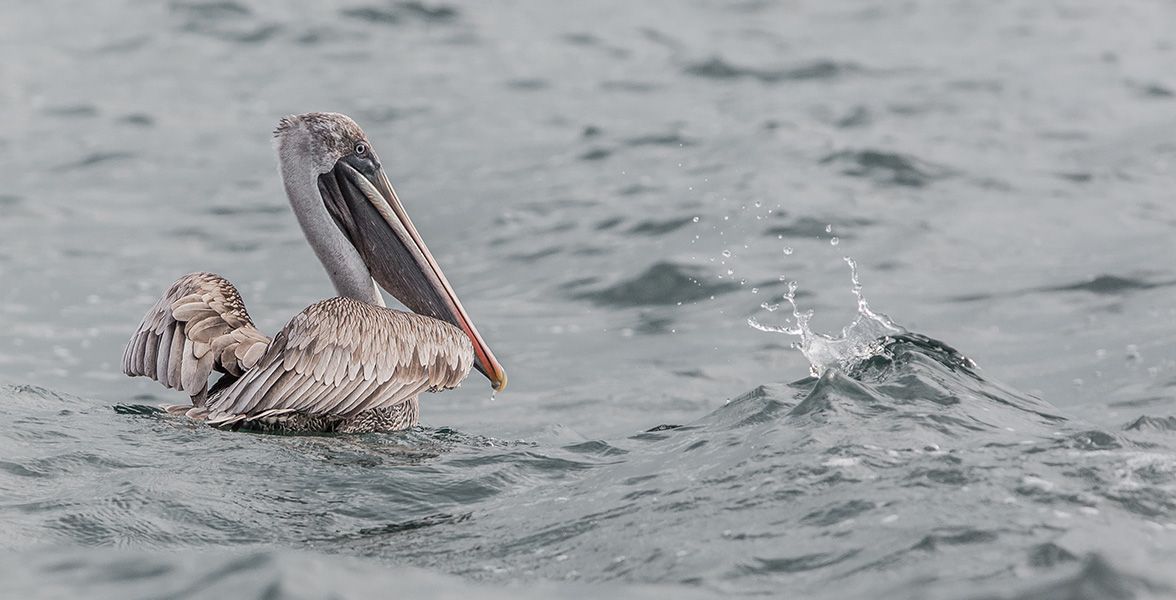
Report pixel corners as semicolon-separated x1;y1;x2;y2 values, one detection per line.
125;273;473;432
122;112;503;433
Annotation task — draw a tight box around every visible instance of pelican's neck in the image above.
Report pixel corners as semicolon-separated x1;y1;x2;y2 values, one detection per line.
279;153;385;307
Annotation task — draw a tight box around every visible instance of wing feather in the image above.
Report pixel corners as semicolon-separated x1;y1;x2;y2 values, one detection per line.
155;323;173;384
346;380;423;418
311;344;333;381
141;330;158;379
166;326;185;390
123;272;271;406
232;361;285;415
238;336;267;371
328;375;372;415
199;297;475;423
333;377;382;416
257;369;302;408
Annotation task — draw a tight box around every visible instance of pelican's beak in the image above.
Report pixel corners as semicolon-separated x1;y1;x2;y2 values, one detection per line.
318;153;506;391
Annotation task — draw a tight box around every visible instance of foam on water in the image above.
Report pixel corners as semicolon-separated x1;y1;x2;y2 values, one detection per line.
750;257;906;376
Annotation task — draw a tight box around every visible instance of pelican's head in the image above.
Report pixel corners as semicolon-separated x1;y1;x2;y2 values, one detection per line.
274;112;506;392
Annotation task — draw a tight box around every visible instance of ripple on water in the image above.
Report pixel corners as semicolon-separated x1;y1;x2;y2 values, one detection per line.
763;215;874;240
626;216;696;236
55;152;136;172
684;56;859;83
735;549;862;575
1124;415;1176;431
579;147;613;161
820;149;951;187
623;132;695;147
117;113;155;127
43;105;99;118
575;262;738;307
1043;274;1171;295
171;0;281;44
340;1;460;26
4;335;1176;596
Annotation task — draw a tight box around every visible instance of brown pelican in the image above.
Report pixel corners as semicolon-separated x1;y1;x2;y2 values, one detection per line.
122;112;506;433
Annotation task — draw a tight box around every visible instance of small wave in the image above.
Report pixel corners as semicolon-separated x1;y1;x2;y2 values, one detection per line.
171;2;281;44
820;149;951;187
684;56;858;83
763;215;874;240
171;1;251;19
577;262;738;307
579;147;612;161
56;152;136;172
44;105;99;118
1125;415;1176;431
507;78;549;91
623;132;695;147
0;547;709;600
991;554;1174;600
1044;274;1170;295
341;1;459;25
626;217;696;236
118;113;156;127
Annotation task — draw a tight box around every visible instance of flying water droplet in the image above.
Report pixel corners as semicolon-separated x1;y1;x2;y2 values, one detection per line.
721;249;732;257
750;256;904;376
692;216;699;222
783;246;793;255
830;237;840;246
825;224;832;233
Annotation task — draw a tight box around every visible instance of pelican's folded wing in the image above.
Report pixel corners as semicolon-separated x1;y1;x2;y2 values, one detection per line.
122;272;271;405
190;297;474;426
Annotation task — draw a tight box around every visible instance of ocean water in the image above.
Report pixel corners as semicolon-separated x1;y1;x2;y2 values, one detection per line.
2;0;1176;598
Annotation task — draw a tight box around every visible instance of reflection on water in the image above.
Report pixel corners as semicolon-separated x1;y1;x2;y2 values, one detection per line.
2;0;1176;597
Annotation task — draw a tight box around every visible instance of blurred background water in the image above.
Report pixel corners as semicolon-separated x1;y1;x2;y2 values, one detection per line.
2;0;1176;598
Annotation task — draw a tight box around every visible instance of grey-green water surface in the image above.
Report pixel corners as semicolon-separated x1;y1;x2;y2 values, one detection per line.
2;1;1176;598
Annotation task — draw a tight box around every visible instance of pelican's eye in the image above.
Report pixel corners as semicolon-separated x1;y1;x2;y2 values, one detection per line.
354;141;368;156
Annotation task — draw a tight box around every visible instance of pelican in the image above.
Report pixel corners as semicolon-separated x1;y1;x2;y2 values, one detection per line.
122;112;506;433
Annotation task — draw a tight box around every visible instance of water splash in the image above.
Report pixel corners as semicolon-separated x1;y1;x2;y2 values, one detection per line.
750;257;905;376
